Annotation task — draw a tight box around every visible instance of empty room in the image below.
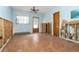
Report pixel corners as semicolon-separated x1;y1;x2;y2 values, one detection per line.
0;6;79;52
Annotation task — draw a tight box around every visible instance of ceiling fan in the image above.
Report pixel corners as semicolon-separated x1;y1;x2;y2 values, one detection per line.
30;6;39;13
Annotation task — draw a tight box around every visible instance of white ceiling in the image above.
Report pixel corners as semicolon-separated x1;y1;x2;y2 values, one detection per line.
11;6;52;13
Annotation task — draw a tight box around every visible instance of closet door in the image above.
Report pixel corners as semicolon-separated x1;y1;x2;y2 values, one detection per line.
47;23;49;33
47;23;52;34
42;23;46;33
42;23;51;33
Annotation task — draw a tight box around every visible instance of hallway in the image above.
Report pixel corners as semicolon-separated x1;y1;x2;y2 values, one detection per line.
2;33;79;52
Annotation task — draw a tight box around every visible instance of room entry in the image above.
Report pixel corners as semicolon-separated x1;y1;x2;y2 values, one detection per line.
53;11;60;36
32;16;39;33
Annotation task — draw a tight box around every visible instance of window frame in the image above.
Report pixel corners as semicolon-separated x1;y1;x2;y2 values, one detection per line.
16;16;29;24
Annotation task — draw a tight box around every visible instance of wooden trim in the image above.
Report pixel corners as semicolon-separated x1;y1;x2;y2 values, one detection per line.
74;23;77;41
32;16;39;33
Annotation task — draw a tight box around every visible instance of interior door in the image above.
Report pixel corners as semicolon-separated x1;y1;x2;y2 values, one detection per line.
53;12;60;36
32;17;39;33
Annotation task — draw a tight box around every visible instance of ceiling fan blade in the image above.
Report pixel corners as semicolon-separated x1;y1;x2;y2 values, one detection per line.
30;8;32;10
36;9;39;11
35;11;37;13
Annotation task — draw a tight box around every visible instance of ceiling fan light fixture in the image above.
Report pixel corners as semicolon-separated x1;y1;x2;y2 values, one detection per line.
30;6;39;13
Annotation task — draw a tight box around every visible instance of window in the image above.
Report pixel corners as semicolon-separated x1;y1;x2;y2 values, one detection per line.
16;16;29;24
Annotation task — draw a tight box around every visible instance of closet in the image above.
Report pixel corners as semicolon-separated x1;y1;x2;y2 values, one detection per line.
0;17;13;48
42;23;52;34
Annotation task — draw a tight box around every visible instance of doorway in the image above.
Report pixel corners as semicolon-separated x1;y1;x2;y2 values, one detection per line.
53;11;60;36
32;16;39;33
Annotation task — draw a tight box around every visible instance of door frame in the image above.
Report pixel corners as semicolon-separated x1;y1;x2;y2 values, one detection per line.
53;11;60;36
32;16;39;33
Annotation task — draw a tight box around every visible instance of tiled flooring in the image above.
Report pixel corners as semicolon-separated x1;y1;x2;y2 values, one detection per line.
2;33;79;52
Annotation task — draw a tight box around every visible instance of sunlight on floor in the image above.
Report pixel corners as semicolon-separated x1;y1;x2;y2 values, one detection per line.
32;34;39;44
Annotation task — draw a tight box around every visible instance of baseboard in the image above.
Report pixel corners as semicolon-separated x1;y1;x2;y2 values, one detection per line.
60;37;79;44
15;32;31;35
